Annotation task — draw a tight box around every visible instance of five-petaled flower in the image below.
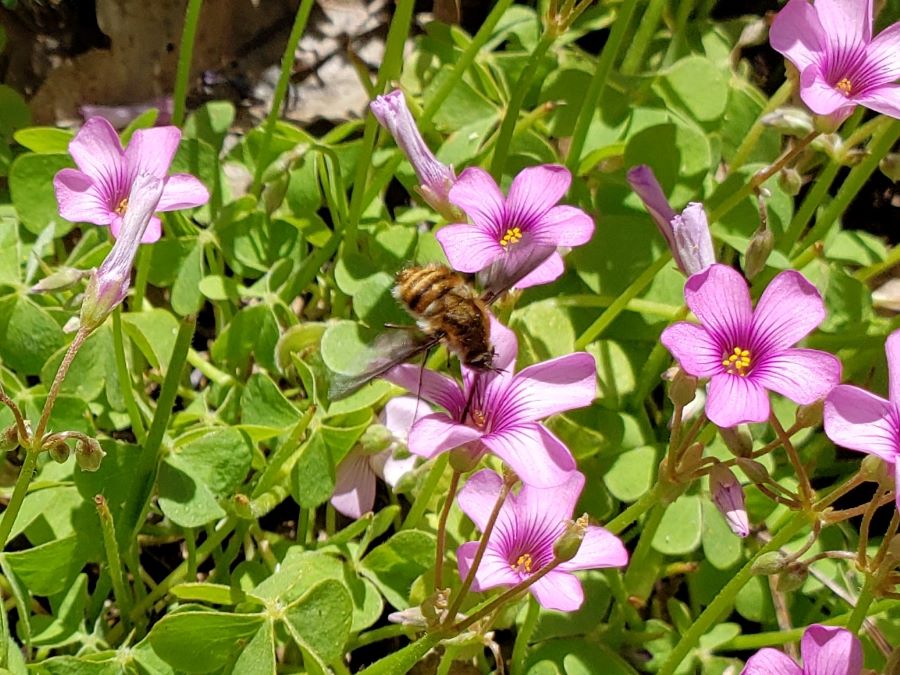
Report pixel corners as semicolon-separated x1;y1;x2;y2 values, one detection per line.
436;165;594;289
824;328;900;512
385;318;595;488
661;264;841;428
53;116;209;243
741;624;862;674
456;469;628;612
770;0;900;122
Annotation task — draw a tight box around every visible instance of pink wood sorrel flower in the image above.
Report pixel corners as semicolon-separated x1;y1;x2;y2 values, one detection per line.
456;469;628;612
770;0;900;121
661;264;841;428
627;164;715;276
741;624;862;675
53;116;209;243
331;396;421;519
385;318;595;488
370;90;457;219
824;328;900;511
436;165;594;289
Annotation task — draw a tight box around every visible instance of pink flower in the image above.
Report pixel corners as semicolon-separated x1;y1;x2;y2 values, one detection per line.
456;469;628;612
742;624;862;674
53;117;209;243
824;328;900;512
770;0;900;122
435;165;594;289
708;464;750;538
330;396;422;519
627;165;715;276
661;264;841;428
385;318;595;488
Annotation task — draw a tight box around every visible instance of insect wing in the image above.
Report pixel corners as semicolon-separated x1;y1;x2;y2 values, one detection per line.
478;240;557;304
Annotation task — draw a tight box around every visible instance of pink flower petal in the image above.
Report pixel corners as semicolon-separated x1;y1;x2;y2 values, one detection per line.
864;23;900;85
436;223;505;273
376;450;418;488
482;423;576;487
457;542;519;591
853;84;900;119
534;205;593;247
706;373;770;427
407;413;482;458
141;216;163;243
815;0;872;49
380;395;423;445
513;251;565;289
799;66;857;117
889;330;900;405
529;570;584;611
330;451;376;519
824;385;898;464
157;174;209;211
493;352;596;426
683;264;752;344
516;471;584;528
125;126;182;178
627;165;677;247
488;315;517;372
53;169;113;225
557;525;629;572
448;167;505;232
800;624;863;675
384;364;466;416
457;469;505;532
769;0;825;72
69;117;125;182
751;270;826;352
660;322;725;378
752;348;841;405
741;648;802;675
507;164;571;223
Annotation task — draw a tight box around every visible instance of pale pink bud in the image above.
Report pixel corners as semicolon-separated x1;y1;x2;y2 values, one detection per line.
709;464;749;538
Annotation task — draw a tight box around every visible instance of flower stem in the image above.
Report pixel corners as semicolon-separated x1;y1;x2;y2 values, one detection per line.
845;572;880;635
769;412;814;507
0;388;29;447
94;495;132;631
401;453;449;531
171;0;203;127
566;0;641;172
511;595;540;675
112;308;147;444
0;449;39;549
857;476;888;568
34;327;89;444
605;482;665;535
657;511;809;675
871;509;899;569
435;470;462;592
728;80;793;173
620;0;666;75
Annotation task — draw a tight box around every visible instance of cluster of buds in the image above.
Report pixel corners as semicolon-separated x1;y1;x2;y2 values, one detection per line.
41;432;106;472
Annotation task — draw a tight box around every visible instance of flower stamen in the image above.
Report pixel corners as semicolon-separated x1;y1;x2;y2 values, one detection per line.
722;346;752;377
499;226;523;247
471;409;487;428
114;197;129;215
511;552;533;574
835;78;853;95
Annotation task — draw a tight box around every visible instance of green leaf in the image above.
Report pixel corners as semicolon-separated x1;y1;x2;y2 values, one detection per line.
8;153;75;235
232;617;276;675
0;294;66;375
170;582;257;606
623;123;712;206
284;579;352;664
360;530;435;609
241;372;301;432
701;498;744;570
652;494;703;556
157;461;226;528
148;611;265;673
291;433;335;509
13;127;74;154
30;573;87;647
2;535;86;597
122;308;180;370
654;56;729;124
525;638;639;675
0;84;31;138
171;240;205;316
604;445;657;503
40;326;111;402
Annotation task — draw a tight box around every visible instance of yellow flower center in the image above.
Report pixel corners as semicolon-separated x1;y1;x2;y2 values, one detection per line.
836;78;853;96
470;409;486;428
115;197;129;215
500;226;523;247
722;346;752;377
511;553;533;574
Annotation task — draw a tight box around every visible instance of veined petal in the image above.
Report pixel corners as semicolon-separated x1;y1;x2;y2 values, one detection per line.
706;373;770;427
823;385;898;464
436;223;505;273
513;251;565;289
751;270;826;352
626;165;677;247
384;364;466;417
53;169;114;225
482;423;576;487
683;264;752;345
800;624;863;675
457;542;519;591
800;66;858;117
529;570;584;611
125;126;182;178
741;648;802;675
853;84;900;119
557;526;629;572
457;469;505;532
448;167;506;233
69;117;125;182
752;348;841;405
157;174;209;211
110;214;162;243
492;352;596;427
516;471;584;529
889;329;900;406
660;322;725;378
532;205;594;247
506;164;571;224
489;314;518;372
407;414;482;458
769;0;825;72
863;24;900;86
331;452;376;519
815;0;872;48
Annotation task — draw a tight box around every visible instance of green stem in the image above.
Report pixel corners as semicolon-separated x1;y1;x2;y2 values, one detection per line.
566;0;641;172
250;0;316;196
511;595;540;675
348;624;410;651
401;454;449;530
729;81;792;173
605;483;665;535
171;0;203;127
0;449;39;549
620;0;666;75
624;504;665;600
658;511;810;675
574;254;671;351
845;572;880;635
357;632;446;675
112;308;147;444
435;470;462;591
662;0;695;66
94;495;132;630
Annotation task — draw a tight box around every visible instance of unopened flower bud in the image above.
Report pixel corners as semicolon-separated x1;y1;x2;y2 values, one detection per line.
778;167;803;196
720;426;753;457
676;442;705;475
709;464;749;537
75;437;106;472
553;514;589;562
880;153;900;182
775;562;808;592
233;493;253;519
30;267;90;293
761;106;814;136
1;425;19;452
859;454;889;483
744;227;775;280
811;132;842;159
47;439;70;463
262;172;289;215
736;457;770;484
668;368;698;407
751;551;787;575
795;400;823;429
872;278;900;312
449;446;480;473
